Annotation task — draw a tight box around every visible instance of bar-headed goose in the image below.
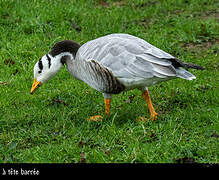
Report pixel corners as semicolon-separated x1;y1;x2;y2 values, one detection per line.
31;33;204;121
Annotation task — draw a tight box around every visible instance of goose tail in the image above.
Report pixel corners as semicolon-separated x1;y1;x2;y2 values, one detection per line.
183;62;204;70
176;67;196;80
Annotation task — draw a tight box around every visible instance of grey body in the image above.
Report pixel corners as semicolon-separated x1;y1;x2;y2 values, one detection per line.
65;33;199;98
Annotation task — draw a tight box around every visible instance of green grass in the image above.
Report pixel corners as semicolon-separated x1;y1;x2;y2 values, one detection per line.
0;0;218;163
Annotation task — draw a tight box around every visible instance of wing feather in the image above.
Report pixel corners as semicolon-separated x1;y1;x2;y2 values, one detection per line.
78;33;178;83
151;63;176;76
136;54;171;66
105;33;175;59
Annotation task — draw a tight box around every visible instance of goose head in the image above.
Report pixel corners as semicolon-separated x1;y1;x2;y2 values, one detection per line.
30;40;80;94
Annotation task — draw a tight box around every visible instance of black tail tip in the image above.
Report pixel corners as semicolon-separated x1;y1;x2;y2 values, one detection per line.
185;63;205;70
194;65;205;70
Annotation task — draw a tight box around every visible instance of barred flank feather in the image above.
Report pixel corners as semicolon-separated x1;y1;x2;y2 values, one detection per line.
88;60;125;94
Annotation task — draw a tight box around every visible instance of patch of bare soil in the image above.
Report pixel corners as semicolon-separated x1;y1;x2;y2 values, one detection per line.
98;0;126;8
0;82;8;85
204;10;219;22
174;156;196;163
183;39;219;53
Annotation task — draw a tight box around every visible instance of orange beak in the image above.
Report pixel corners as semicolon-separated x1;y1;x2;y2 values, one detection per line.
30;78;41;94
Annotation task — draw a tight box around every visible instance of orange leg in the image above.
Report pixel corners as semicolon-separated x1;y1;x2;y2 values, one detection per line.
104;98;111;115
142;90;158;121
86;98;111;122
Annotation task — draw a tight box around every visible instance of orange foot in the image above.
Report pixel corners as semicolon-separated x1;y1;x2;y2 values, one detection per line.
137;112;158;122
150;112;158;121
137;116;148;122
86;115;103;122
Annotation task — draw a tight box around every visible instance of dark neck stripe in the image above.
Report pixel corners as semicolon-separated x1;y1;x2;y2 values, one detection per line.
61;55;68;65
46;54;51;68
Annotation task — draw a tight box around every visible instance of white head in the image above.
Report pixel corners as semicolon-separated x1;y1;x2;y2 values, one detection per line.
34;54;63;83
30;40;80;94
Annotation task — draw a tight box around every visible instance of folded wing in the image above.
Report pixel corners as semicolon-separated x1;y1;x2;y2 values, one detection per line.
77;33;194;88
